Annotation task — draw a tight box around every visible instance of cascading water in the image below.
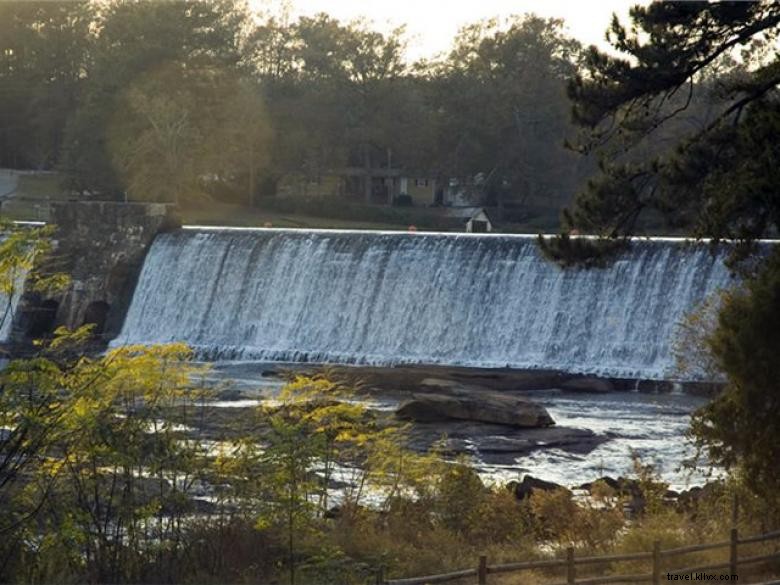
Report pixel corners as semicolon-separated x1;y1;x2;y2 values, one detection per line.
114;228;736;380
0;268;28;343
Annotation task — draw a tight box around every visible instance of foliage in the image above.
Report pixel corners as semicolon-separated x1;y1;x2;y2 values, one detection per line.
0;340;213;583
0;219;69;336
562;1;780;241
2;2;588;215
690;249;780;499
554;0;780;501
3;352;779;583
428;15;588;208
60;0;249;197
537;232;628;268
109;63;270;204
431;461;487;534
0;1;93;169
528;487;624;550
672;290;728;381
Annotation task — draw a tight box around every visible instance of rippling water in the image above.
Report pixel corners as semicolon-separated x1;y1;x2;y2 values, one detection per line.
473;390;716;491
203;364;715;491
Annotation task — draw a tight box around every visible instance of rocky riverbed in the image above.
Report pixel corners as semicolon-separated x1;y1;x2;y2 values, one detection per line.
189;362;718;491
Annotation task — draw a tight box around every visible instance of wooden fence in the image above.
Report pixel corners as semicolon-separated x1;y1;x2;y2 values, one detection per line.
377;528;780;585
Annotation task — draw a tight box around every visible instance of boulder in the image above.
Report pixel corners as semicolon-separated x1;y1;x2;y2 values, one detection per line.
676;481;723;511
403;424;604;463
578;476;647;499
396;392;554;428
509;475;568;500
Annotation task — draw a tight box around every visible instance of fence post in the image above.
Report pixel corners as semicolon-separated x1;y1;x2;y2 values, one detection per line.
566;546;576;585
652;540;661;585
478;555;487;585
374;565;384;585
730;527;738;577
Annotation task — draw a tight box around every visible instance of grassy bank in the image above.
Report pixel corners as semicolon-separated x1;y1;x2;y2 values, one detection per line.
0;170;567;232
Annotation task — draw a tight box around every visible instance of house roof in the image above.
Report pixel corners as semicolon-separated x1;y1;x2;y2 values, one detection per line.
442;207;492;222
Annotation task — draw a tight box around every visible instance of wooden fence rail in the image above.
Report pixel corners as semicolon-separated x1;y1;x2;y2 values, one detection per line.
379;528;780;585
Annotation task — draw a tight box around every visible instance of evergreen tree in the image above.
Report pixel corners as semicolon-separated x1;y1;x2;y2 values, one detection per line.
561;0;780;498
564;1;780;241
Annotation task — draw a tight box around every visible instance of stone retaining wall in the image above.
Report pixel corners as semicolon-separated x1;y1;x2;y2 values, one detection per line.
12;201;180;344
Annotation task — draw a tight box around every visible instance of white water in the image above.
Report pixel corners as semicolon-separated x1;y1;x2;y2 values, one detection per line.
115;228;735;380
474;390;716;491
195;365;715;491
0;267;27;343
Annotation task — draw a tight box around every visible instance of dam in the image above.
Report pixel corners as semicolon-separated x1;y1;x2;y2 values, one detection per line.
113;227;735;381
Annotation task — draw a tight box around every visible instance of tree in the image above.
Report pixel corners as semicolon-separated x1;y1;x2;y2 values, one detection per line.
109;63;206;204
48;343;210;583
0;220;69;501
690;252;780;502
246;14;418;202
1;338;218;583
564;1;780;241
61;0;248;197
0;1;93;169
561;1;780;498
223;81;272;207
109;63;270;205
427;15;586;210
257;375;376;584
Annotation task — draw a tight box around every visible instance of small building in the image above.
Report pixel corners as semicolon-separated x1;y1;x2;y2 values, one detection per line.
442;207;494;233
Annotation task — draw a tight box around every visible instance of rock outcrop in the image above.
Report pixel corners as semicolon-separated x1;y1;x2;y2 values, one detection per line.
560;377;614;393
396;391;554;428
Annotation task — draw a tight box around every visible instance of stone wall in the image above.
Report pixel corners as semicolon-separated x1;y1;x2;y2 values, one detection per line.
14;201;180;343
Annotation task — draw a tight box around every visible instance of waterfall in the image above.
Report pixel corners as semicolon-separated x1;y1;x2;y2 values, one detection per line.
0;267;27;343
114;228;737;380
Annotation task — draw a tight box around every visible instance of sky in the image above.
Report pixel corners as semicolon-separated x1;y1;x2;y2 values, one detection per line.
250;0;642;60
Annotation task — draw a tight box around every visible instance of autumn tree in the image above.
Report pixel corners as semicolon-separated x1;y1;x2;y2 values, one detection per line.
109;63;269;205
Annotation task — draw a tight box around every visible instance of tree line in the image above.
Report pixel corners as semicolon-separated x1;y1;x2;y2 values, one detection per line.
0;0;590;211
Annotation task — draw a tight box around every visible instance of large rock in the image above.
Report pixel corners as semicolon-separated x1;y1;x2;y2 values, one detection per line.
403;422;605;464
396;392;554;428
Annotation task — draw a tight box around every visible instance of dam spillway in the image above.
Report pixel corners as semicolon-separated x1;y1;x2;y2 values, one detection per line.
114;228;735;380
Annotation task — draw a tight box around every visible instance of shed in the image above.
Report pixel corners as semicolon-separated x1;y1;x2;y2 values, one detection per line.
443;207;494;233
